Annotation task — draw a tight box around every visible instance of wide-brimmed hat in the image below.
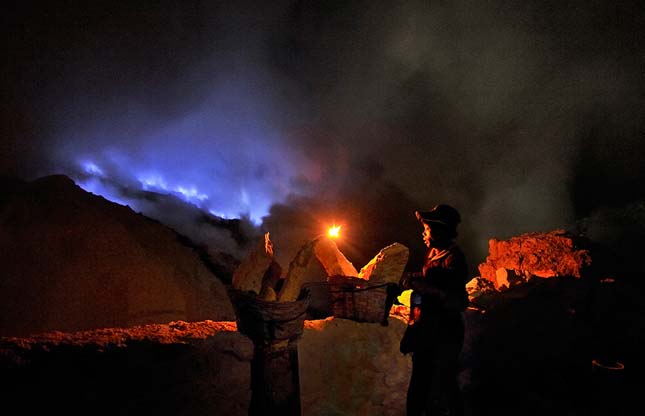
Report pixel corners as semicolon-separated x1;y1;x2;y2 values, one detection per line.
415;204;461;229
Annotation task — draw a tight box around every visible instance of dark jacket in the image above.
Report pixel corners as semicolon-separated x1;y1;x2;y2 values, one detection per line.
419;245;469;313
404;245;469;344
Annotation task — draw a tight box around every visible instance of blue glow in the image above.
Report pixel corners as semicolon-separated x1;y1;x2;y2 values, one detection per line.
138;174;169;191
81;161;105;177
174;185;208;202
240;188;250;206
72;150;281;225
208;209;230;219
56;66;316;226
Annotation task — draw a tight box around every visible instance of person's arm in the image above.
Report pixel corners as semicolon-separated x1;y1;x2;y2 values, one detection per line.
408;255;468;312
405;276;442;297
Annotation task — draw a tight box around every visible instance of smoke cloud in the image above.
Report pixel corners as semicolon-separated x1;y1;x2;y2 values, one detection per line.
3;0;644;274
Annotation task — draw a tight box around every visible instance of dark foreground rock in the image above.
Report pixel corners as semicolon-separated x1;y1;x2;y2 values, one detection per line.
464;228;644;416
0;317;411;416
463;275;643;416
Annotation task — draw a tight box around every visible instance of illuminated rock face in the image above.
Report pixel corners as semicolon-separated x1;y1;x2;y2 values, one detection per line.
231;232;274;295
0;175;235;337
299;317;410;416
278;236;358;302
313;236;359;278
477;230;592;290
358;242;409;284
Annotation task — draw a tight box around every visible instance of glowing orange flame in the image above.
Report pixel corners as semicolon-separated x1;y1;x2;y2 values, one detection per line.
327;225;341;239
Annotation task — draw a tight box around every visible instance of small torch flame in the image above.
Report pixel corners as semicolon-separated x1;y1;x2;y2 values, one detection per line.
328;225;341;239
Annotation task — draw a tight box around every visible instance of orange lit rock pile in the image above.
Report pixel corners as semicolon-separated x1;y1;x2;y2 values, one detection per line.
473;229;592;292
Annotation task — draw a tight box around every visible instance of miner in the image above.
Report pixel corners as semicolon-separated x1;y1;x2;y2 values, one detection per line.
399;204;469;416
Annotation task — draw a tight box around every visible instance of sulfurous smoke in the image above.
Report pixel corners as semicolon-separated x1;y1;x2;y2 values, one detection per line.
3;0;644;275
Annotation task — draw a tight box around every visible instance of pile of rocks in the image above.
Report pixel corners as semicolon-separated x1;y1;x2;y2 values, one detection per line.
468;230;592;297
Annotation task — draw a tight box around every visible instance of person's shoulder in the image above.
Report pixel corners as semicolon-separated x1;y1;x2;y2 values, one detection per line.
447;244;465;257
445;245;467;266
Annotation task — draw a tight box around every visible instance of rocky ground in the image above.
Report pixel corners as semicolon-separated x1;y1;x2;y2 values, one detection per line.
2;276;642;416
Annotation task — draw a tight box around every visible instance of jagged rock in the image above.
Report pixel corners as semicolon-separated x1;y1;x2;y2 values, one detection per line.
477;230;592;290
258;286;277;302
0;175;235;337
278;236;359;302
278;239;317;302
231;232;275;294
358;242;409;283
313;236;359;277
258;260;282;301
465;276;496;300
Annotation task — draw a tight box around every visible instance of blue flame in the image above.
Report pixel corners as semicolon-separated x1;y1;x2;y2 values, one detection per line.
81;161;105;177
55;65;315;227
138;173;169;191
73;158;274;225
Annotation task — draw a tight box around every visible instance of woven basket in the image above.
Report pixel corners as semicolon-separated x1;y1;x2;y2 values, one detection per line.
327;275;394;325
227;287;310;345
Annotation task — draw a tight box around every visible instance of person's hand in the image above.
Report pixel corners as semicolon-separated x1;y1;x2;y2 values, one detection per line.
399;272;421;290
408;277;426;292
399;273;410;290
408;278;443;297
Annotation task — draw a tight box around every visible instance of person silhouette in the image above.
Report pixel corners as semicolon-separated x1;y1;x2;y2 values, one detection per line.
400;204;469;416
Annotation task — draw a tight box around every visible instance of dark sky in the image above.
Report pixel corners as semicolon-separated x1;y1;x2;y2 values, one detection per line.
3;0;644;272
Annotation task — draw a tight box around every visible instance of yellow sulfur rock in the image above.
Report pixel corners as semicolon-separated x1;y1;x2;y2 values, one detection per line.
231;232;274;294
358;242;409;283
277;238;317;302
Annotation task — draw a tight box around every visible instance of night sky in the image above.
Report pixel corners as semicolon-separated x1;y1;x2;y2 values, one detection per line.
3;0;644;272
